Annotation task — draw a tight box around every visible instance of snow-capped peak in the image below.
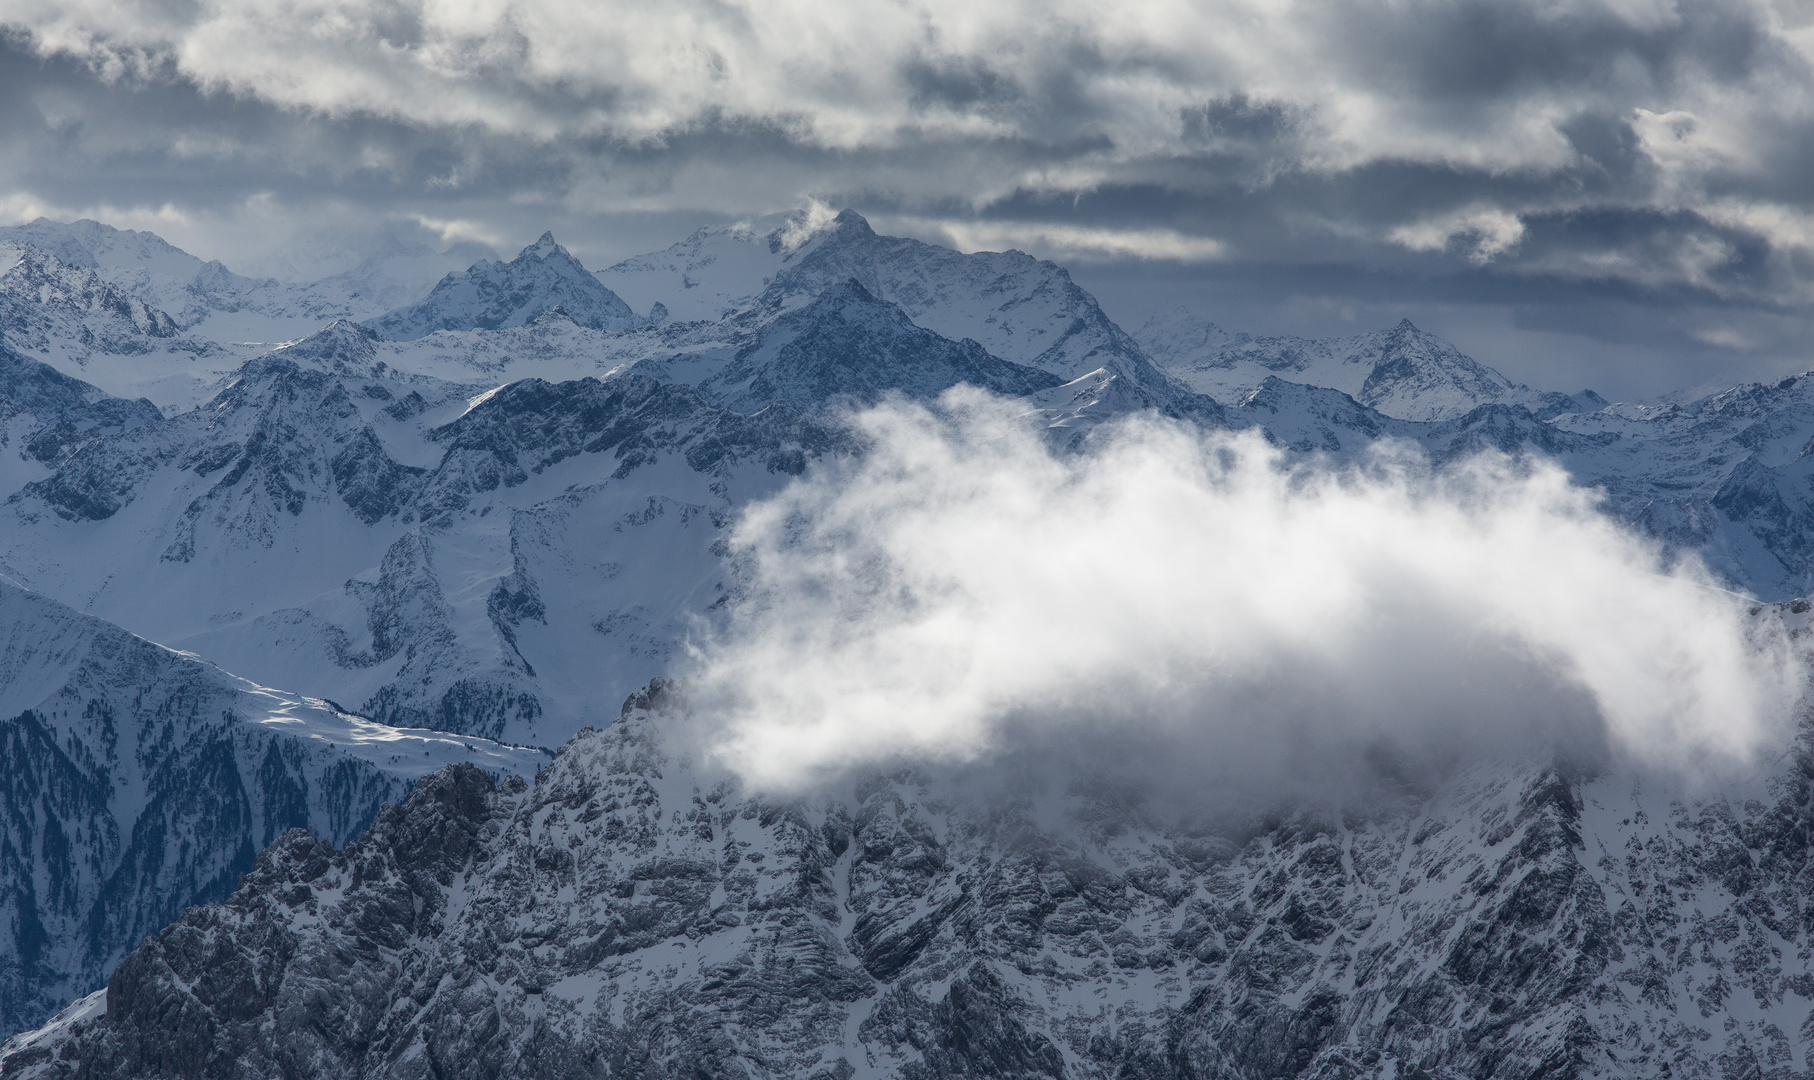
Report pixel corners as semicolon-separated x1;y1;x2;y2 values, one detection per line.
702;277;1061;411
0;246;179;339
521;230;565;260
365;234;640;340
266;318;381;376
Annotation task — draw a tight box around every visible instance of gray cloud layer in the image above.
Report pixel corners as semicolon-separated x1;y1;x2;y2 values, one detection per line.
5;0;1814;395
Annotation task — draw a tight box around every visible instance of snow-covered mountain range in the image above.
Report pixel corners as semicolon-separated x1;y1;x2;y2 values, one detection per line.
1131;309;1607;423
5;206;1814;1065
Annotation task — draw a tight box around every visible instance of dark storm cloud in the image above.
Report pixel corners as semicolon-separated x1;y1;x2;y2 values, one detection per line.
5;0;1814;394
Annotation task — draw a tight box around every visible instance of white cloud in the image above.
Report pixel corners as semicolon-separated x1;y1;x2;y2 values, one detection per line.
407;213;508;252
1389;206;1527;264
2;0;1794;177
1689;324;1759;350
684;390;1803;798
901;218;1230;262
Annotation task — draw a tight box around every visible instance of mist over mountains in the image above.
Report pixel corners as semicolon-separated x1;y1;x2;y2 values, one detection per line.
1;208;1814;1077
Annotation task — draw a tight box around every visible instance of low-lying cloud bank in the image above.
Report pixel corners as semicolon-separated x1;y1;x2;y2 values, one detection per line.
685;390;1803;801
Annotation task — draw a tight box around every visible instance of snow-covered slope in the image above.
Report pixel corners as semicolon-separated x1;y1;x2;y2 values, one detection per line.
10;679;1814;1079
0;576;546;1038
368;234;642;341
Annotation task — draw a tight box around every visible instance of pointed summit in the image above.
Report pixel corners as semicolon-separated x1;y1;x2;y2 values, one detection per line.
827;208;876;240
269;319;382;376
365;232;638;340
522;231;564;260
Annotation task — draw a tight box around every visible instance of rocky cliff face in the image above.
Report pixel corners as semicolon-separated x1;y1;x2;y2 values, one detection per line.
0;249;178;345
0;345;161;476
11;681;1814;1080
0;579;547;1039
703;279;1062;412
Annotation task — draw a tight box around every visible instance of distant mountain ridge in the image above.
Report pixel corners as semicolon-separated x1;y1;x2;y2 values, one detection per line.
1134;309;1604;423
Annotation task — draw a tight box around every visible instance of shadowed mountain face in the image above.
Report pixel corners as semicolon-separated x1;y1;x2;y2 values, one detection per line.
367;234;641;341
9;686;1814;1080
0;345;159;434
0;580;545;1038
705;279;1063;411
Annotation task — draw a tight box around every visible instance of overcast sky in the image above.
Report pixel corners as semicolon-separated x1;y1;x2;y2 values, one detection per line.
6;0;1814;398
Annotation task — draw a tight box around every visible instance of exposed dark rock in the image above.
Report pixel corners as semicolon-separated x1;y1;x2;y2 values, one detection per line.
12;699;1814;1080
704;279;1062;412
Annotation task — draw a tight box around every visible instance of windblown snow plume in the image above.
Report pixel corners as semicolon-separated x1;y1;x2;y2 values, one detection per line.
688;389;1803;797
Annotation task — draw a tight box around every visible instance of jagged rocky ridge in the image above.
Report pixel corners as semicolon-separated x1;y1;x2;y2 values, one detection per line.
0;577;547;1039
10;678;1814;1079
